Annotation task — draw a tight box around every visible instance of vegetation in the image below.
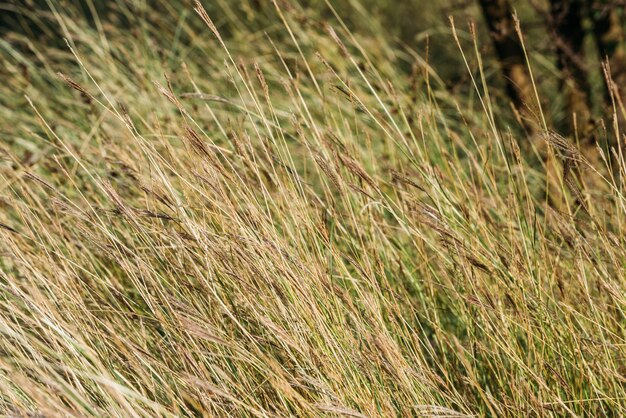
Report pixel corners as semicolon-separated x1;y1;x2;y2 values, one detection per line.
1;0;626;416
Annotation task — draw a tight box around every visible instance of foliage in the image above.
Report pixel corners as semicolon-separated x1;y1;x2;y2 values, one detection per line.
0;1;625;416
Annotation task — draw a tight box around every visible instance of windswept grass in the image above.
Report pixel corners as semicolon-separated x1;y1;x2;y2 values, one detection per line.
1;1;625;416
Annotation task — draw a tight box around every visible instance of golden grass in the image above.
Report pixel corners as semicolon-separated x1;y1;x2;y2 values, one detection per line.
0;1;625;416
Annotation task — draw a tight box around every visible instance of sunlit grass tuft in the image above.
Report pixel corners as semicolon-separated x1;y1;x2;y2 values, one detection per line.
1;1;625;416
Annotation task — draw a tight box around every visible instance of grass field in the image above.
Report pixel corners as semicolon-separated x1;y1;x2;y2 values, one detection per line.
1;1;626;416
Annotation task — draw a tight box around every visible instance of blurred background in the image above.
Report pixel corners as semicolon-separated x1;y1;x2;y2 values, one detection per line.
2;0;624;137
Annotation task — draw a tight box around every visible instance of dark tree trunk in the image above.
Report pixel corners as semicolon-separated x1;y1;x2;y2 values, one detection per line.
478;0;535;115
550;0;592;135
589;0;626;129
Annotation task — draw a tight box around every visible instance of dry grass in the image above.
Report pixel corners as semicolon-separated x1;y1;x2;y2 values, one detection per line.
1;1;625;416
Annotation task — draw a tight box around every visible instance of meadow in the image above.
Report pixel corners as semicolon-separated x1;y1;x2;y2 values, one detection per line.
1;1;625;416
